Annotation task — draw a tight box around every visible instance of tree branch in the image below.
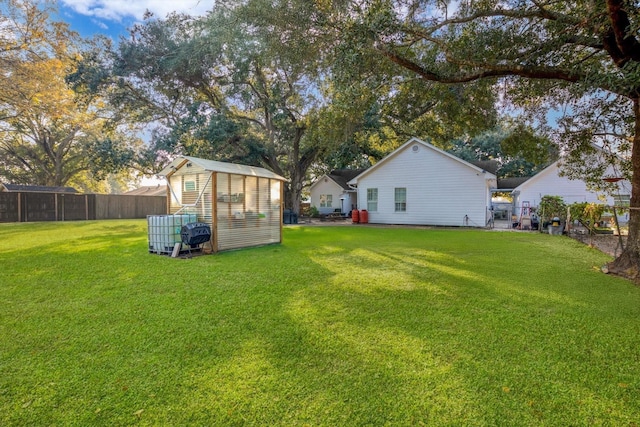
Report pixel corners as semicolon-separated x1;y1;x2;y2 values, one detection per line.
606;0;640;63
377;45;583;84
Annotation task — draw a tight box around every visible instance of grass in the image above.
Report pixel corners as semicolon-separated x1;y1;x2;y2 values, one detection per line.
1;220;639;426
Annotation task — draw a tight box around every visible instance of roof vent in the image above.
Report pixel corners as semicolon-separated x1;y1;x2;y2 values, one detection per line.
412;145;419;153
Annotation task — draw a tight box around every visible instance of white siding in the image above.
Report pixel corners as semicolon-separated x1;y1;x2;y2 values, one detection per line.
310;177;342;214
356;142;492;227
309;177;356;214
514;162;631;214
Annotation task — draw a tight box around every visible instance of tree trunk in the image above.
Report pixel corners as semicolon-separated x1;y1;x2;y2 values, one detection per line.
607;97;640;280
287;163;304;216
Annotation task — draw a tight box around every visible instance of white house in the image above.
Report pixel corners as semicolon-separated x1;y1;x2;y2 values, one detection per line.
309;169;364;215
512;160;631;220
347;137;497;227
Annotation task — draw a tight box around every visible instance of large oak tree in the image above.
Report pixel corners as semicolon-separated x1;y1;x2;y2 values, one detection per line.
0;0;141;191
323;0;640;279
80;7;336;214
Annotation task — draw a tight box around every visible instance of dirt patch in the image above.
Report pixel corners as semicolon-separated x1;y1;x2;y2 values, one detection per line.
568;232;626;257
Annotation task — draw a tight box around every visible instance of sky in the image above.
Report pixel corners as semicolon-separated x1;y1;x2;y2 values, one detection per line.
51;1;214;185
55;0;213;40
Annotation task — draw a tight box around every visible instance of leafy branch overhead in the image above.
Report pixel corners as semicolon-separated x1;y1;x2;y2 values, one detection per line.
71;8;338;213
322;0;640;277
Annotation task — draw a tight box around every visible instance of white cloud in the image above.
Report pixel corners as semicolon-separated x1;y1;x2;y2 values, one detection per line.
61;0;213;22
91;18;109;30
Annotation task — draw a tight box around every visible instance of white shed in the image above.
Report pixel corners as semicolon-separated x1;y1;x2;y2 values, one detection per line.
512;160;631;217
347;137;497;227
158;156;287;253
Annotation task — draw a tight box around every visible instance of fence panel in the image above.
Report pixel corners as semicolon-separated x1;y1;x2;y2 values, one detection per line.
0;193;19;222
61;194;92;220
24;193;57;222
95;194;166;220
0;192;166;223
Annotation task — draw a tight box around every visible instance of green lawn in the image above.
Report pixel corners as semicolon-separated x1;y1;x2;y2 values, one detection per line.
1;220;639;426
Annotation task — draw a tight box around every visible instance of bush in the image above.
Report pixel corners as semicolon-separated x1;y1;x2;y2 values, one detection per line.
570;202;609;234
538;195;567;222
303;205;320;218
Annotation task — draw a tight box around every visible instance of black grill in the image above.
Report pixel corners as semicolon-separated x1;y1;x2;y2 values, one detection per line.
181;222;212;247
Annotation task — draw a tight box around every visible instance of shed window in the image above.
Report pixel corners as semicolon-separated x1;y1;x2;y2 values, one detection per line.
395;188;406;212
367;188;378;212
184;179;196;192
320;194;332;208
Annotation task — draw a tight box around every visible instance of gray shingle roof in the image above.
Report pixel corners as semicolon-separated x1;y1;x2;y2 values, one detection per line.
1;183;79;193
327;169;368;190
497;176;531;190
122;185;167;196
469;160;500;176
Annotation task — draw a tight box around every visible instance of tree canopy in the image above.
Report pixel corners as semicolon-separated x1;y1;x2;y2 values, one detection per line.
0;0;141;192
448;125;557;178
73;7;344;212
309;0;640;278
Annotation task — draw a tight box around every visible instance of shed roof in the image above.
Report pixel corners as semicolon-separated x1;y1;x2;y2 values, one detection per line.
159;156;287;181
0;183;79;193
123;185;168;196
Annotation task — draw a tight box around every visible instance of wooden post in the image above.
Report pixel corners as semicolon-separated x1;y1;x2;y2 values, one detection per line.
17;192;22;222
279;179;284;243
212;172;218;253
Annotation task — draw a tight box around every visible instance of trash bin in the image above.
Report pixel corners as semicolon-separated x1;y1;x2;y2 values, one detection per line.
548;217;562;235
283;209;298;224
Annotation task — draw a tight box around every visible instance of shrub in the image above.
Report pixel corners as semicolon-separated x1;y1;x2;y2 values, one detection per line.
570;202;609;234
538;195;567;222
305;205;320;218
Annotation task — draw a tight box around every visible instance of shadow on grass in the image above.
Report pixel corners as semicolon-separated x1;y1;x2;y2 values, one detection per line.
2;223;640;425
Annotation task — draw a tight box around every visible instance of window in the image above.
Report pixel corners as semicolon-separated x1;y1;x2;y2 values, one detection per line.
367;188;378;212
395;187;407;212
184;179;196;192
320;194;333;208
614;195;630;207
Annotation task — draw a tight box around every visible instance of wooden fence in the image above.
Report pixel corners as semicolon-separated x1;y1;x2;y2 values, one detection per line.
0;192;167;223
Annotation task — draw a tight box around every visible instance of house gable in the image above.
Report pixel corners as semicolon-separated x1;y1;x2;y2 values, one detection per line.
349;137;494;185
348;137;496;227
309;176;344;213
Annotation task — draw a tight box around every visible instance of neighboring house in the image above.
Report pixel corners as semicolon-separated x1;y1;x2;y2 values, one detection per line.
0;183;78;193
123;185;168;197
347;137;497;227
511;160;631;219
309;169;364;215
